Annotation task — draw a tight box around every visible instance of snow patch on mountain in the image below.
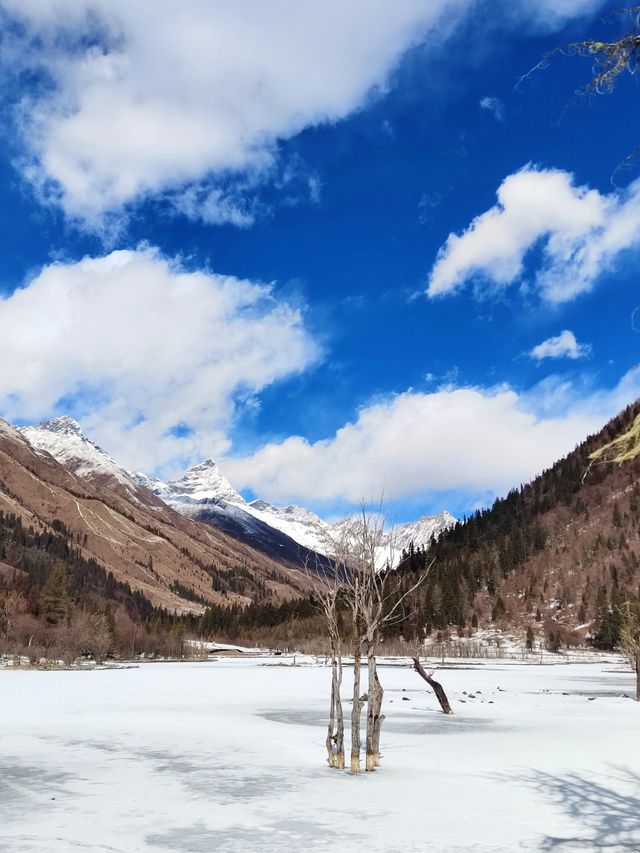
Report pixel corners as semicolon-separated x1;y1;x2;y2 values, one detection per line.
132;459;244;506
330;510;456;568
393;511;457;551
244;500;333;554
21;417;134;489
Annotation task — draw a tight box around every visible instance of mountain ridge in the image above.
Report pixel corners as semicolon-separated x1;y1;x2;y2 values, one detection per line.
23;416;456;562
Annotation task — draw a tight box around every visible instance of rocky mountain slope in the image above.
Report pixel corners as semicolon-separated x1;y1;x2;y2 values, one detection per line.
14;415;455;623
0;419;310;615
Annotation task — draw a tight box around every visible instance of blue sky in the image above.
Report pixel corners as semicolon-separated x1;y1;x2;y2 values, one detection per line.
0;0;638;521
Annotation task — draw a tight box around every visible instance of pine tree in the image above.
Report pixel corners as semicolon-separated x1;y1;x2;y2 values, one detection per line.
41;561;70;626
525;625;535;651
592;596;621;650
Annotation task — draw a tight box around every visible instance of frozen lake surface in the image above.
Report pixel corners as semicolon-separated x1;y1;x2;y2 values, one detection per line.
1;656;639;852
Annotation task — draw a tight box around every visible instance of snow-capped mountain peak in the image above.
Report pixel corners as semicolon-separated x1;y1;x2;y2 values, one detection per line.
169;458;246;504
133;459;456;563
392;511;457;552
132;458;245;506
18;415;457;566
329;509;456;568
20;417;133;488
37;415;84;437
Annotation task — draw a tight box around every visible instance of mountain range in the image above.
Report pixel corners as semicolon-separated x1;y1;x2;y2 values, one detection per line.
2;401;640;653
22;416;456;567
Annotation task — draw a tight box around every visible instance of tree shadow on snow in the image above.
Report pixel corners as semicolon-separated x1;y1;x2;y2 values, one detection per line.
515;767;640;851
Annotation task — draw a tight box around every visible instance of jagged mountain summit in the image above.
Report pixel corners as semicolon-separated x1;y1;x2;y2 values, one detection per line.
330;510;457;569
393;511;458;552
244;500;335;553
134;461;334;553
20;418;329;568
143;460;456;561
131;464;336;565
135;459;245;505
21;416;134;490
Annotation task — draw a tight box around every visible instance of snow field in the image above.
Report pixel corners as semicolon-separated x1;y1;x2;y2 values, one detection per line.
0;657;638;852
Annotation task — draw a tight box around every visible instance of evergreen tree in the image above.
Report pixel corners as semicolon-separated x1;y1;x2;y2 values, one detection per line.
41;561;70;625
592;604;621;650
526;625;535;651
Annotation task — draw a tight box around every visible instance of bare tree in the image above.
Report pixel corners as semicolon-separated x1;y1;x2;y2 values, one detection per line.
348;574;365;774
411;655;453;714
310;502;433;773
304;555;346;769
619;598;640;702
521;7;640;94
520;6;640;174
341;504;433;772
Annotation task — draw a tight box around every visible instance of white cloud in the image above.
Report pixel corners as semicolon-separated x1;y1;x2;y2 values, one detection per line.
0;0;465;227
500;0;603;30
223;367;640;505
0;0;603;228
530;329;590;360
0;247;319;474
428;166;640;303
479;95;505;122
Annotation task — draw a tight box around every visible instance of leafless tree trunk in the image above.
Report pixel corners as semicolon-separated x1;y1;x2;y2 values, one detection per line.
619;599;640;703
412;656;453;714
350;580;363;773
323;610;345;768
326;657;337;766
332;639;345;768
305;556;346;769
343;503;433;772
370;665;384;767
326;657;344;766
365;641;379;770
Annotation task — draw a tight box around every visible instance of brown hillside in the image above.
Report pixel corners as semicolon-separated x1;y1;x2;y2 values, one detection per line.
0;420;309;614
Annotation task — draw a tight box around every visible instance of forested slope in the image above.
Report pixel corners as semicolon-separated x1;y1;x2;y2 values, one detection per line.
392;401;640;647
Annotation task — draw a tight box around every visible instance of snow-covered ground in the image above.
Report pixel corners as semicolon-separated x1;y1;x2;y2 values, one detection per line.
1;656;638;852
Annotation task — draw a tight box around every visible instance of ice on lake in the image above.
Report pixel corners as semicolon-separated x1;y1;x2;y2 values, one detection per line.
1;656;639;852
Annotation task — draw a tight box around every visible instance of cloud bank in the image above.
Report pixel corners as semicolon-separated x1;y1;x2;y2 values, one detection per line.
0;247;318;474
0;0;463;226
428;167;640;303
0;244;633;509
224;368;640;506
0;1;603;228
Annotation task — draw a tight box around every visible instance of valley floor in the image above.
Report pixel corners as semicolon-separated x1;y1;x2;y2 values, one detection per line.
0;656;639;852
